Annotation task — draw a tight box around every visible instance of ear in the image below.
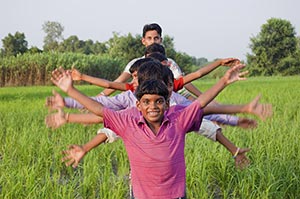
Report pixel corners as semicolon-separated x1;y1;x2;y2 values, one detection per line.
141;37;146;46
136;100;142;111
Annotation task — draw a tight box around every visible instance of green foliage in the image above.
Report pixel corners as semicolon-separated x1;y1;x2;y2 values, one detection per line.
163;35;177;59
0;52;124;86
174;51;194;74
42;21;64;52
57;36;107;55
106;32;144;61
1;32;28;56
247;18;298;76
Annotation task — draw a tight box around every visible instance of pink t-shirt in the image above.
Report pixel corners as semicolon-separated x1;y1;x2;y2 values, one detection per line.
103;101;203;199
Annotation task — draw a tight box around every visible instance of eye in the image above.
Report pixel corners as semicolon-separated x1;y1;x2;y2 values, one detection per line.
142;100;150;105
156;99;165;104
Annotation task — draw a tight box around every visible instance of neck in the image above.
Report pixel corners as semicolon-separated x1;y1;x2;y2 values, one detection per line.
145;119;162;135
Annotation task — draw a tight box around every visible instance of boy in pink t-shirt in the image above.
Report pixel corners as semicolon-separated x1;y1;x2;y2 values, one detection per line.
51;63;247;199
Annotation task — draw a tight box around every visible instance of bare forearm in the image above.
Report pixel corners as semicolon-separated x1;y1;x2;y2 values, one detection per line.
184;83;203;97
204;103;247;115
197;77;227;108
67;86;104;116
101;72;131;96
82;133;108;153
216;129;237;155
196;60;222;78
81;74;110;88
68;113;103;124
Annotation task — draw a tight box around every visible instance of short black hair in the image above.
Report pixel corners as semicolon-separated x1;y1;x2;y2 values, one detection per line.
137;60;163;85
144;43;166;56
135;79;169;101
129;57;154;74
142;23;162;37
147;52;168;63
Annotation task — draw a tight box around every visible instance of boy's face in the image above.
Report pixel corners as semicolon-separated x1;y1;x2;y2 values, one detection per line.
136;94;169;125
142;30;162;47
132;71;172;97
131;71;138;91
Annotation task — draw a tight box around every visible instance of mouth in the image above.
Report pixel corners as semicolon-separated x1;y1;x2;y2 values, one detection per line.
147;111;160;117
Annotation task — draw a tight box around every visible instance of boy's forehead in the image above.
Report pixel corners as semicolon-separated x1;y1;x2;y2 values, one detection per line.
144;30;160;37
140;94;165;100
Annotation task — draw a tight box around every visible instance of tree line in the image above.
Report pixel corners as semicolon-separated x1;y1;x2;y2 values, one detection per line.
0;18;299;87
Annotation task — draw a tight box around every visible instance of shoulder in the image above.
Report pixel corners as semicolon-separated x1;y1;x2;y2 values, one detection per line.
124;56;144;73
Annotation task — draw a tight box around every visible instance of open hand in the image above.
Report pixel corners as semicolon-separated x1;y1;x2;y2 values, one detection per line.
45;90;65;110
223;64;248;85
62;145;86;168
235;148;251;169
45;108;67;129
51;67;73;93
247;95;273;121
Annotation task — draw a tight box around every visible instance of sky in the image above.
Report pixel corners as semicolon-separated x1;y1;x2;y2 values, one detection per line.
1;0;299;61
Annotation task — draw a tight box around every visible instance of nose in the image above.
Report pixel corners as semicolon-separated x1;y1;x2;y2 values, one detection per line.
149;101;158;109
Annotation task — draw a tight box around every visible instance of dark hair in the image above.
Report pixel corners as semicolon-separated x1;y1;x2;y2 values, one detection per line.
147;52;168;63
137;60;163;85
129;57;154;74
135;79;169;101
142;23;162;37
144;43;166;56
162;66;174;84
137;60;173;89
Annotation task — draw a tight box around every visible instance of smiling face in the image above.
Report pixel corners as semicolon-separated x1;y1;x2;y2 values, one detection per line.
136;94;169;126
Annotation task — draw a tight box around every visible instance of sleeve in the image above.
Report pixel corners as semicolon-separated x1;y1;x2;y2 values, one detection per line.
195;119;220;141
103;108;132;137
125;83;135;92
203;114;239;126
64;96;99;109
97;128;120;143
176;101;203;133
167;58;183;79
173;78;184;92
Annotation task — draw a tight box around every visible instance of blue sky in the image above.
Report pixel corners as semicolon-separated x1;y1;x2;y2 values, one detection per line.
1;0;299;61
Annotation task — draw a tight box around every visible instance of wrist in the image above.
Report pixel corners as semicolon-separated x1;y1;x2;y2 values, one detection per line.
81;145;89;154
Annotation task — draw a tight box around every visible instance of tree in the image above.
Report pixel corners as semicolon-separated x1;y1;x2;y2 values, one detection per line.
106;32;144;61
58;36;107;55
42;21;64;51
247;18;297;76
1;32;28;56
162;35;176;59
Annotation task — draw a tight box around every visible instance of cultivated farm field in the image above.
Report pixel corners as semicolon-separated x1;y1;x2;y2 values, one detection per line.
0;76;299;198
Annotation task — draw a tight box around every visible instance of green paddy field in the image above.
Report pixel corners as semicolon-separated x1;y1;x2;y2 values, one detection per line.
0;76;299;198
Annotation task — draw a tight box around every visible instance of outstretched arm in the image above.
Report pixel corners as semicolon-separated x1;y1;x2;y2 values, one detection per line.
62;133;108;168
183;58;240;85
71;68;127;91
203;94;272;120
215;129;250;169
45;108;103;129
196;64;248;108
99;72;131;96
51;67;104;116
